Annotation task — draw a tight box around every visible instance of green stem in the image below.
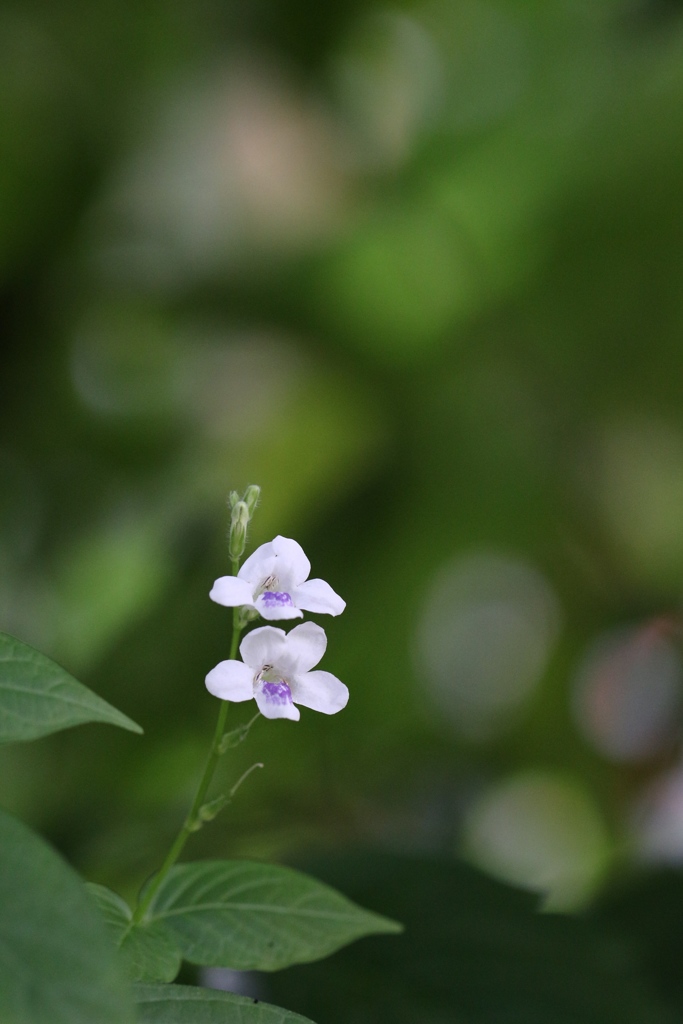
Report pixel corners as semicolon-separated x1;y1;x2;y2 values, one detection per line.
132;606;243;924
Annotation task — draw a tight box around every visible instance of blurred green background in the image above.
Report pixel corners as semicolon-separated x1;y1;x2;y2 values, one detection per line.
4;0;683;1017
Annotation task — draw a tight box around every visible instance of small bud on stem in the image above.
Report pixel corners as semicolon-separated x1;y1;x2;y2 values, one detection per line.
229;501;250;560
243;484;261;516
198;793;230;822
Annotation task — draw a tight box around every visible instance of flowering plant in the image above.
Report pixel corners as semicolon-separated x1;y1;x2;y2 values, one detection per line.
0;486;400;1024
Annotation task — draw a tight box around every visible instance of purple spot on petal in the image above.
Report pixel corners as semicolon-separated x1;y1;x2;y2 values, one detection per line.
261;592;294;607
262;681;292;705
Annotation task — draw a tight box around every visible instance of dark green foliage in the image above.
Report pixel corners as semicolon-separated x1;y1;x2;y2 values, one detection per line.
0;808;134;1024
135;984;315;1024
269;852;676;1024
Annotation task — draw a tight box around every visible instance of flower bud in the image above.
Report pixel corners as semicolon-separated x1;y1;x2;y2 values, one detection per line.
243;484;261;516
198;794;229;822
229;501;249;560
228;490;240;509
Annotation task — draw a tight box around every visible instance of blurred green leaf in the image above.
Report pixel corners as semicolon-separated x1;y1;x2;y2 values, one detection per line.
268;852;674;1024
135;984;316;1023
0;806;134;1024
593;869;683;1017
144;860;401;971
0;632;142;743
87;883;181;983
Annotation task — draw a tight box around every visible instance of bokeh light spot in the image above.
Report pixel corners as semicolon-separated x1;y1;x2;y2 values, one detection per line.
415;552;561;739
331;10;443;167
464;771;612;910
632;765;683;865
573;621;682;762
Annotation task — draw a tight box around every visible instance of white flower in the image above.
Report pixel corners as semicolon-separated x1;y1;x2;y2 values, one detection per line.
205;622;348;721
209;535;345;621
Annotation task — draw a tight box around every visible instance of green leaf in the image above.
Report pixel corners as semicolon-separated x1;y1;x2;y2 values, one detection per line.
0;632;142;743
0;806;134;1024
87;883;182;983
145;860;402;971
135;984;317;1024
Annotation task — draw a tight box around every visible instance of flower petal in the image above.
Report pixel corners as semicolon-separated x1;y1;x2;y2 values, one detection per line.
290;670;349;715
280;621;327;674
293;578;346;616
238;541;277;585
255;683;300;721
254;592;303;621
205;660;254;702
240;625;287;670
271;536;311;586
209;576;255;608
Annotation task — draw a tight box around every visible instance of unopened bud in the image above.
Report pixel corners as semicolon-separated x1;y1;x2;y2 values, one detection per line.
228;490;240;510
198;794;229;822
229;501;249;560
243;484;261;516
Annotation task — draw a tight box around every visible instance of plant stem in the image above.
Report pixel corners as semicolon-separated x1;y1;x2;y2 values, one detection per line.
132;607;243;924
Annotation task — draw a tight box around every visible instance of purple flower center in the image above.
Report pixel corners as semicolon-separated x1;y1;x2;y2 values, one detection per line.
261;681;292;705
261;591;294;608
